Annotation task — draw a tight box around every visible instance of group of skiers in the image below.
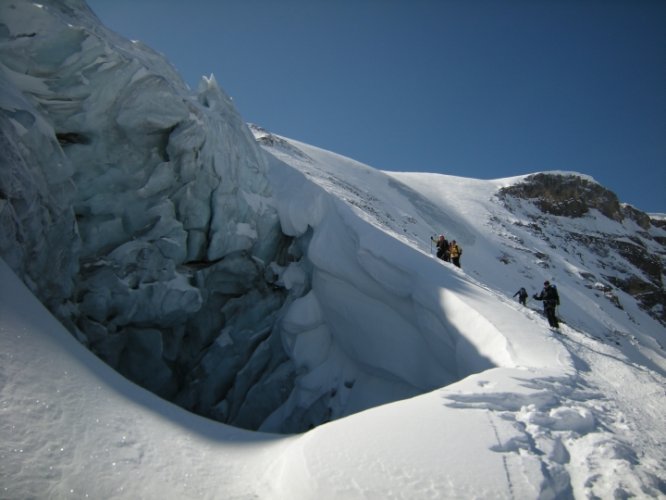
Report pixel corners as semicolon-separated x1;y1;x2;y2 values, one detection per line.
431;234;463;268
431;233;561;329
514;281;561;329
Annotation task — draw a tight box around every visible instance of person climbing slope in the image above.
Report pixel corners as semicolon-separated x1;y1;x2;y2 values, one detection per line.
449;240;462;268
513;287;528;306
431;235;450;262
533;281;560;328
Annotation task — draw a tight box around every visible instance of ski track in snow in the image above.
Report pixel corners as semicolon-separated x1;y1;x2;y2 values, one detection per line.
441;318;666;499
556;326;666;497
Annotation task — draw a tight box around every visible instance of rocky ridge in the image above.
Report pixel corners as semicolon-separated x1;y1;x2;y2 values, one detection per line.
498;173;665;326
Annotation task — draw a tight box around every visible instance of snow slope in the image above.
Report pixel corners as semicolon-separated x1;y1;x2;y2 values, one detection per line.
3;134;666;497
4;239;663;498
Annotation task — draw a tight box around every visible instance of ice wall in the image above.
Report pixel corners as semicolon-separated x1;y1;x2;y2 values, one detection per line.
0;69;79;317
0;0;300;429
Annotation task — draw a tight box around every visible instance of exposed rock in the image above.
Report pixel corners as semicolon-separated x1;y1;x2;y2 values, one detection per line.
622;204;651;230
498;173;623;221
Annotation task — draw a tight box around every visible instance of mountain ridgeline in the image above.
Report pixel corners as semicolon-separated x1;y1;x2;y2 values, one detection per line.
1;0;664;434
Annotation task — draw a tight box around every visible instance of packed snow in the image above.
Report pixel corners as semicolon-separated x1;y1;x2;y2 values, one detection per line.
2;1;666;498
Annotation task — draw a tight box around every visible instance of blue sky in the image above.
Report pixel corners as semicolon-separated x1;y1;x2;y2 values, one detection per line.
86;0;665;213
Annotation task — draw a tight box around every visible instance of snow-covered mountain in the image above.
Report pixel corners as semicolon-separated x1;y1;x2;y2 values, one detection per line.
1;1;665;498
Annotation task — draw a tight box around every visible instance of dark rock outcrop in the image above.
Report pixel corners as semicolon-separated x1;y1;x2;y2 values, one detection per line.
498;173;623;221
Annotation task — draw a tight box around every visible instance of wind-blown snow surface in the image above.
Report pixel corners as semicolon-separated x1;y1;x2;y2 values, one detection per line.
2;1;666;498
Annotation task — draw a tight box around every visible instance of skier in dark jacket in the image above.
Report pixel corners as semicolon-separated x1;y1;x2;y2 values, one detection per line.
431;235;450;262
513;287;528;306
533;281;560;328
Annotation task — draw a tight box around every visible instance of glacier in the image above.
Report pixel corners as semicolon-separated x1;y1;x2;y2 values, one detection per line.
2;1;666;497
0;0;542;434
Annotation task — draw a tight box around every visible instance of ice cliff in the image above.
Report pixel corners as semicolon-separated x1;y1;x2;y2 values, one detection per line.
1;0;296;430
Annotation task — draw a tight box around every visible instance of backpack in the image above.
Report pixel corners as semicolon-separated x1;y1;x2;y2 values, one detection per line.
544;285;560;305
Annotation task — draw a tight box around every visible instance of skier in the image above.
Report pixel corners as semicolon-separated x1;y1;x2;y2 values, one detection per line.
533;281;560;328
449;240;462;268
513;287;528;306
431;235;450;262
